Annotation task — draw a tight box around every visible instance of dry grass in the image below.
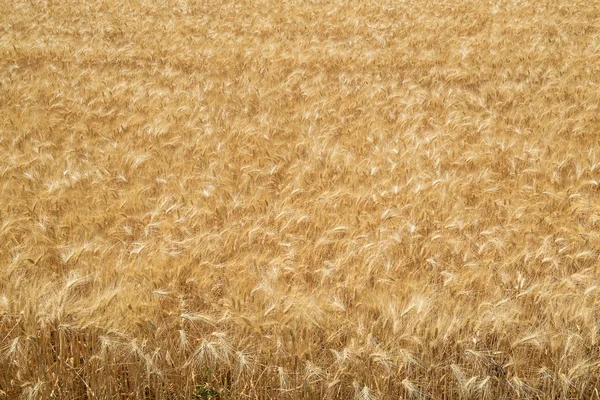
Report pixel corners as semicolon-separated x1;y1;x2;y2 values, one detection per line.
1;0;600;398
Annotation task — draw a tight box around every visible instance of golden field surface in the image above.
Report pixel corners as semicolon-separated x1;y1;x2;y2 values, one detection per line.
2;0;600;398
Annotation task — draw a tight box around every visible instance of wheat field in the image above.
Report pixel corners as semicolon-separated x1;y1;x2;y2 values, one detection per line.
1;0;600;398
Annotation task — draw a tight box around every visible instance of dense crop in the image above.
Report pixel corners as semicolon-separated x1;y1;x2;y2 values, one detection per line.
2;0;600;398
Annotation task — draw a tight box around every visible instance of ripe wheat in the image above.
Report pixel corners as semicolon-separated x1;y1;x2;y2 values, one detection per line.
2;0;600;398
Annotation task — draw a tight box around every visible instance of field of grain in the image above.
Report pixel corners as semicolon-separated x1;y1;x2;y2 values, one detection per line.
2;0;600;398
